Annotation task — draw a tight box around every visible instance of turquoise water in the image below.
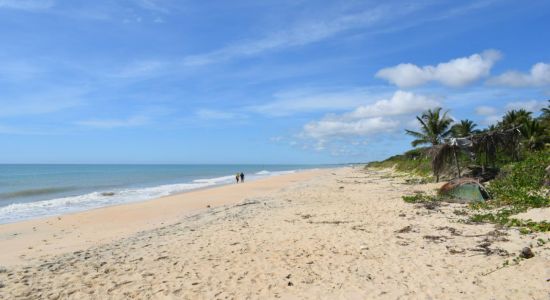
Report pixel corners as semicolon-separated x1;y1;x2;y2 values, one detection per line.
0;164;327;224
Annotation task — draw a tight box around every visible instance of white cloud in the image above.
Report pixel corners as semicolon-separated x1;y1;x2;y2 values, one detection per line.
303;117;398;139
300;91;432;140
376;50;501;88
0;0;54;11
76;115;149;129
480;115;501;126
505;100;546;112
475;100;546;126
475;105;497;116
345;91;439;118
489;62;550;87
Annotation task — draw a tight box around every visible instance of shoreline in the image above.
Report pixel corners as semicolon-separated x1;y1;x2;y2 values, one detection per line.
1;166;548;299
0;167;321;225
0;167;336;267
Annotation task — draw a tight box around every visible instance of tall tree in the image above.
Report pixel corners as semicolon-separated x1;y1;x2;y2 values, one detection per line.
521;119;547;150
499;109;532;129
541;100;550;118
539;100;550;131
451;119;478;137
405;107;453;147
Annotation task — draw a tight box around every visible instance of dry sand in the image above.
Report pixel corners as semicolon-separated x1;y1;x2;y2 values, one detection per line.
0;167;549;299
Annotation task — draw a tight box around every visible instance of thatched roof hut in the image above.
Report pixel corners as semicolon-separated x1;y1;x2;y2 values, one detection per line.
430;127;521;181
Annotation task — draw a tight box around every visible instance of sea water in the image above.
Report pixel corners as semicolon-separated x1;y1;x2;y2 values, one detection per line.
0;164;325;224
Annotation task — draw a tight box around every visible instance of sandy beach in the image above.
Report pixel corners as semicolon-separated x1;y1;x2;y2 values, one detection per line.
1;167;549;299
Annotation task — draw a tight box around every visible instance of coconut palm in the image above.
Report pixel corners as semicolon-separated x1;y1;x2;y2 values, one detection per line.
451;119;478;137
521;119;547;150
405;107;453;147
499;109;532;129
541;100;550;118
539;100;550;130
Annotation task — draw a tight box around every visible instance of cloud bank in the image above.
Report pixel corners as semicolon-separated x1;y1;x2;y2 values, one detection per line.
489;62;550;87
376;50;501;88
302;91;439;140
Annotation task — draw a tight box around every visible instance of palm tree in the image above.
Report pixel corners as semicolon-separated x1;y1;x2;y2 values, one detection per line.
521;119;547;150
499;109;532;129
540;100;550;118
405;107;453;147
539;100;550;137
451;119;478;137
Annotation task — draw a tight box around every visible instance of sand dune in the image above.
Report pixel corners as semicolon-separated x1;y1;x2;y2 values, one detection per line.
0;167;548;299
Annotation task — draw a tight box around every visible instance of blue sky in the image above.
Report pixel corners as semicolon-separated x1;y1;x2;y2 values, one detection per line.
1;0;549;164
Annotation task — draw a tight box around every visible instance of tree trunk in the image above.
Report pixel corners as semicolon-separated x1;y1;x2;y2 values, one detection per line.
453;147;461;178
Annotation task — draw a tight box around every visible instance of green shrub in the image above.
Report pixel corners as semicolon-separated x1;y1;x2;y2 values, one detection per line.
486;150;550;208
402;192;437;203
367;148;432;178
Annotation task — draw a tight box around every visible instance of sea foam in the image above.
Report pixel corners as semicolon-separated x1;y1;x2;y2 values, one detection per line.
0;169;298;224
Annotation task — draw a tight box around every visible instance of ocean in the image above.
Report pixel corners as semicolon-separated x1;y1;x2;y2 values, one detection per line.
0;164;326;224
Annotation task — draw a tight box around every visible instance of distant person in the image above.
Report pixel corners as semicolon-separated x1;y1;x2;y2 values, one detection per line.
240;172;245;183
235;173;240;183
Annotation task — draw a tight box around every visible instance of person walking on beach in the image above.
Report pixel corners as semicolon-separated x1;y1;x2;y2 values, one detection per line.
235;173;240;183
240;172;245;183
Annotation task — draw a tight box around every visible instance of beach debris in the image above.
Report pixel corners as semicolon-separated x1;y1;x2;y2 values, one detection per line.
446;245;465;254
351;224;370;232
416;201;441;210
206;205;211;208
438;178;489;203
236;200;260;207
396;240;409;246
436;226;461;236
0;281;4;289
307;220;350;225
395;225;413;233
519;247;534;259
101;192;115;196
467;238;509;256
0;266;7;273
298;213;313;219
423;235;448;243
453;209;468;216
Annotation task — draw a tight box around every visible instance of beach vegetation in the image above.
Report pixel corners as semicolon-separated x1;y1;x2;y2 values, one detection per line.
375;102;550;232
467;149;550;232
401;191;437;203
367;148;432;178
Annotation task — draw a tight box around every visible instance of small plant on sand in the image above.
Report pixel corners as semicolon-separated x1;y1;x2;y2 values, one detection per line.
402;191;438;203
